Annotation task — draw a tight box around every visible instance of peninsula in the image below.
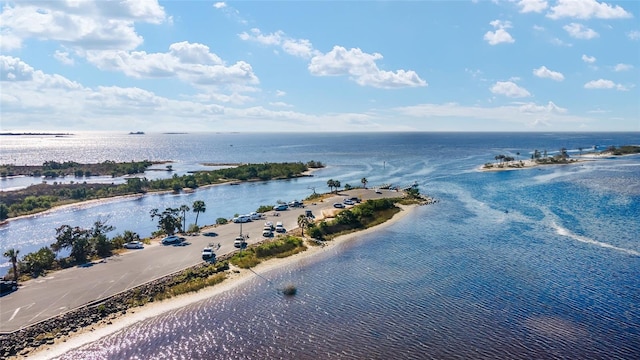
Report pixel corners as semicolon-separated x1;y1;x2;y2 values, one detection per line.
0;187;433;358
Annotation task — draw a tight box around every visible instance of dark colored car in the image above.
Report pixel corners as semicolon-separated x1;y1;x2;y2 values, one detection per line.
0;280;18;295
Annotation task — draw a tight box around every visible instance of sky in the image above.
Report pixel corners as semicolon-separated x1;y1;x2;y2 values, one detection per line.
0;0;639;132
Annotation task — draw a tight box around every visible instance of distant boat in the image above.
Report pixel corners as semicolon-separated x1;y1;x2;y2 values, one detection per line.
129;131;145;135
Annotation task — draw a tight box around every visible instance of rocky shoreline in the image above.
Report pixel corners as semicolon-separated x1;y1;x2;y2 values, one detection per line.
0;256;232;358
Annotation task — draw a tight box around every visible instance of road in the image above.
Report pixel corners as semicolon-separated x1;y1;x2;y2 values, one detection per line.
0;188;402;333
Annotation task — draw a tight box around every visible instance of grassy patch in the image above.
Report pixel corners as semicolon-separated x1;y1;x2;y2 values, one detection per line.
229;236;307;269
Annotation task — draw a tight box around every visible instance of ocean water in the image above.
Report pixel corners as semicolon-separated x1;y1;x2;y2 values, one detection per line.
1;132;639;359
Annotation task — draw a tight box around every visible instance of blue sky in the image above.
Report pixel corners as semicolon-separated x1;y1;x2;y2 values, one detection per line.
1;0;638;132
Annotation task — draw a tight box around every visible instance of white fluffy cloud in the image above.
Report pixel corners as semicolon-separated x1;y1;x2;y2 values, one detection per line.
547;0;632;20
83;42;258;94
613;63;632;72
240;28;426;89
517;0;548;13
484;20;515;45
53;50;75;65
238;28;316;58
628;31;640;41
582;54;596;63
0;1;166;51
564;23;599;39
308;46;427;89
584;79;627;90
239;28;285;47
490;81;531;98
394;101;590;130
533;66;565;81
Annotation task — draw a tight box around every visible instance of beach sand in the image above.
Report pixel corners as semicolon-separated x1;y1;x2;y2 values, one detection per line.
478;158;589;172
25;204;416;359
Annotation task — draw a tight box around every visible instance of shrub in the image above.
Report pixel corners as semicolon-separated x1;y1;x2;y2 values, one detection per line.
216;217;228;225
256;204;274;213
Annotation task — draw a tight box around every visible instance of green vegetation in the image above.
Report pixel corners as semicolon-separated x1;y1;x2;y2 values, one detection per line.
326;179;341;193
604;145;640;156
4;219;148;280
256;204;275;213
229;235;306;269
0;161;322;220
308;198;401;241
0;160;155;178
148;262;229;303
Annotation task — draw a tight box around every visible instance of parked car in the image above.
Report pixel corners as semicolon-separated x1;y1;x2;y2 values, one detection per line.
201;247;216;261
234;236;247;248
262;229;273;237
265;221;275;230
123;241;144;249
275;221;285;233
273;204;288;211
233;215;251;223
202;231;217;237
288;200;303;208
249;212;262;220
0;280;18;295
343;199;355;205
333;203;345;208
305;210;315;218
161;235;182;245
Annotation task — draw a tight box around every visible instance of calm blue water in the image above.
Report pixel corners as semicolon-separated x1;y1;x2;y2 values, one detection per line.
2;132;640;359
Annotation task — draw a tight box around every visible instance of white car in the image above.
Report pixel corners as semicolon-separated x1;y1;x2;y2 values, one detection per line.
233;215;251;223
123;241;144;249
343;199;355;205
249;212;262;220
201;247;215;261
333;203;345;208
262;229;273;237
161;235;182;245
234;236;247;248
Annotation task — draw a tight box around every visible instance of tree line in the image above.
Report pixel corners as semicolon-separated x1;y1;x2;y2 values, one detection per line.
0;161;323;220
2;199;210;282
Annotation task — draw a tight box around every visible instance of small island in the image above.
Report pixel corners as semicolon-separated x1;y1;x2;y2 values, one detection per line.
480;145;640;172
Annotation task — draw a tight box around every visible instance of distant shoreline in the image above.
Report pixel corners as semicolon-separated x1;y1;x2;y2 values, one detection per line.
0;132;73;136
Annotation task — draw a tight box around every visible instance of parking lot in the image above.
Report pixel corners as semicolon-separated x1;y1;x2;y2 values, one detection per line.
0;188;402;333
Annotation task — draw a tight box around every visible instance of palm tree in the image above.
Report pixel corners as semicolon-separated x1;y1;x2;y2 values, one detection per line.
179;204;190;232
192;200;206;226
3;248;19;282
361;177;368;189
297;214;310;237
327;179;335;193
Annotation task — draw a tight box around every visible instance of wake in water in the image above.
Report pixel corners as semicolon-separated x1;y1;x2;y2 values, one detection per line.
551;221;640;256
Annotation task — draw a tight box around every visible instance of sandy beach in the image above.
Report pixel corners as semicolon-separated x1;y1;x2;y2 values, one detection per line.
478;158;590;172
25;204;416;359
